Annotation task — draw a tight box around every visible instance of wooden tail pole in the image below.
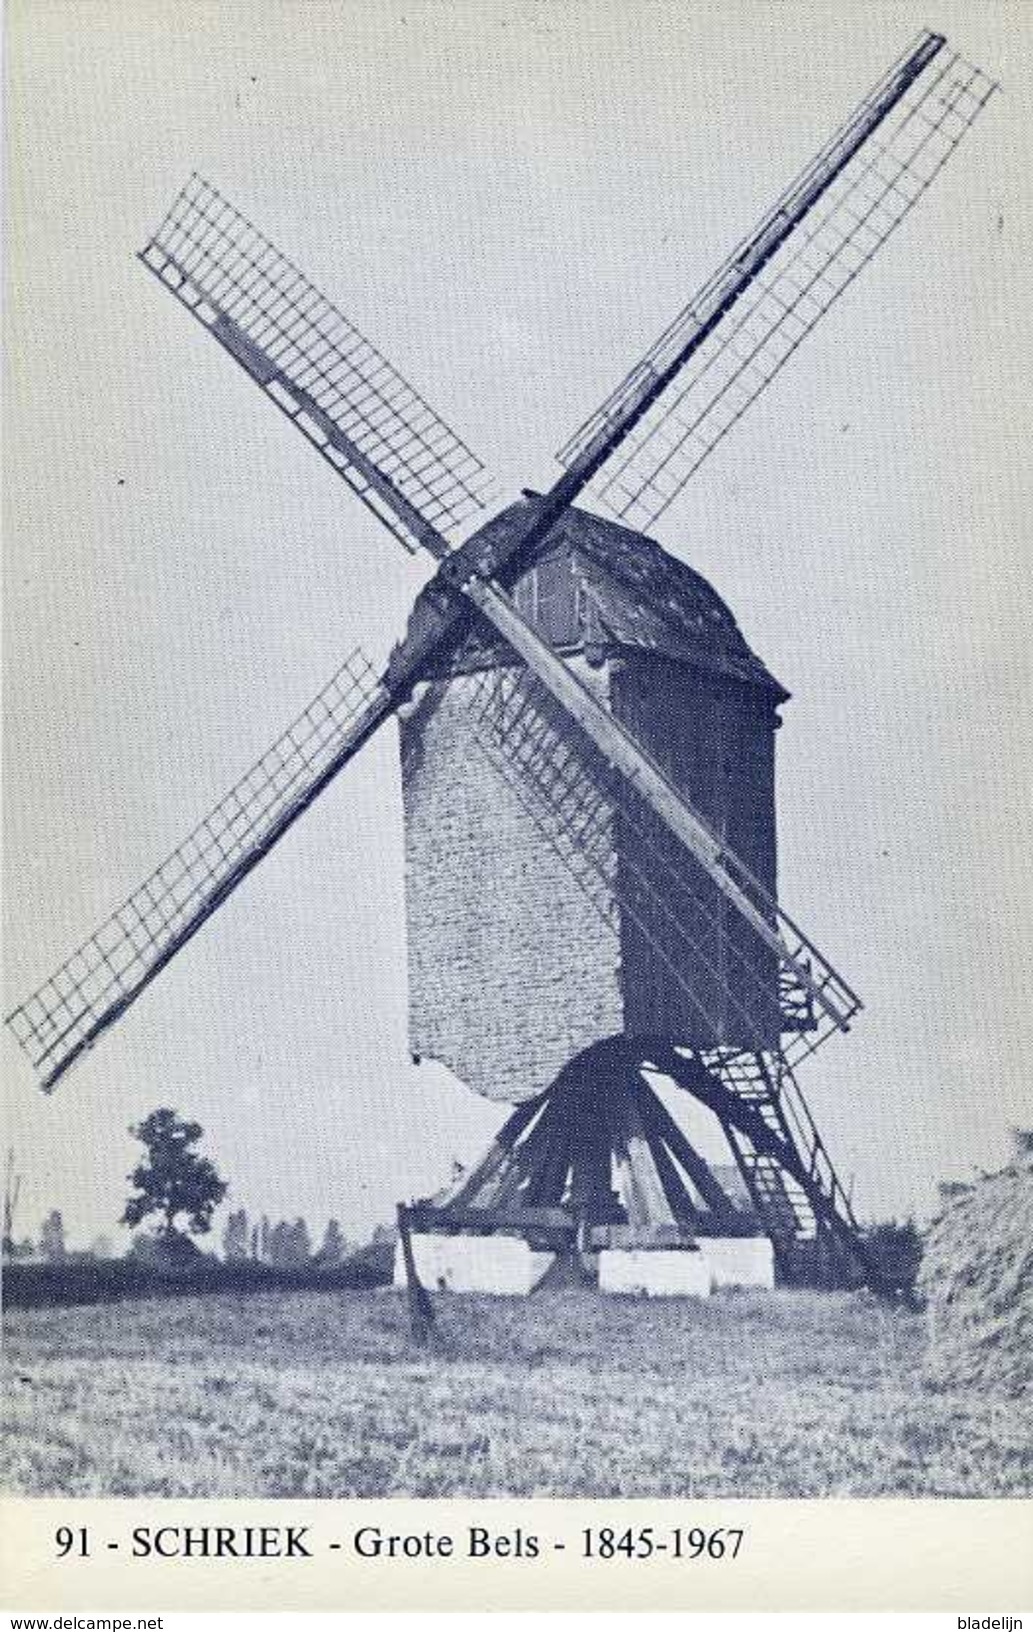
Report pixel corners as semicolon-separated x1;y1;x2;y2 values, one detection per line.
396;1202;435;1344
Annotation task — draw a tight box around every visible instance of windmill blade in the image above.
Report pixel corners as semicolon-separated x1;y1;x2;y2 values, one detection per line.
556;31;996;532
6;649;393;1091
140;175;495;560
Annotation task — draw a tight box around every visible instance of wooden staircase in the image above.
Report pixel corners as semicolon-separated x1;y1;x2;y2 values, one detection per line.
697;1048;867;1286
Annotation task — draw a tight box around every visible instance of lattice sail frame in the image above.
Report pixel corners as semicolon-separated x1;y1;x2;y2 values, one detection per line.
560;41;996;530
7;651;388;1089
141;175;494;554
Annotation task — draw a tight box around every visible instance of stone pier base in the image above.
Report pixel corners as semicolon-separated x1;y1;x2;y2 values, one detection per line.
598;1246;711;1297
393;1233;556;1295
698;1235;775;1290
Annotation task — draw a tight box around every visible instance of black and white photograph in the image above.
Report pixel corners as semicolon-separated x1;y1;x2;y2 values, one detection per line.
3;0;1030;1519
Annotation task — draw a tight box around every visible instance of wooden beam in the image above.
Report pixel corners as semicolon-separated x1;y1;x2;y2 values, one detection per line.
568;1115;616;1218
446;1094;547;1209
409;1203;574;1239
396;1203;435;1344
523;1103;574;1208
646;1121;706;1227
623;1091;676;1225
636;1081;743;1226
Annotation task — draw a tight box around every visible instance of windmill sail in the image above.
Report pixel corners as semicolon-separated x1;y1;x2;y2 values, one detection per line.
6;650;391;1090
140;175;494;558
557;32;996;531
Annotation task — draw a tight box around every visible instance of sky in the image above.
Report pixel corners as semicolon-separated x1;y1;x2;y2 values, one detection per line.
3;0;1031;1251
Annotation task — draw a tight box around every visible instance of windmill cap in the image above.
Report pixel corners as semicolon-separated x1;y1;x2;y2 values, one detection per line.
435;494;789;700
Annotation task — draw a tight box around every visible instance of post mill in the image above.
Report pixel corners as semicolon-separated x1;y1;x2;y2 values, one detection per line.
6;30;995;1297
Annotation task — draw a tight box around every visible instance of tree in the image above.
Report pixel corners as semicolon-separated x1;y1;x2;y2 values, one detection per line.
222;1207;249;1262
291;1217;312;1264
316;1218;347;1267
267;1220;292;1267
122;1108;227;1240
40;1209;67;1262
267;1217;312;1268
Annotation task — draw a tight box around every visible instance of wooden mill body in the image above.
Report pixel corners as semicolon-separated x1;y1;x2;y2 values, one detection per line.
400;499;789;1106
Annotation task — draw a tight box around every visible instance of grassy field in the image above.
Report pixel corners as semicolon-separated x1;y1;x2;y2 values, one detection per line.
4;1286;1030;1497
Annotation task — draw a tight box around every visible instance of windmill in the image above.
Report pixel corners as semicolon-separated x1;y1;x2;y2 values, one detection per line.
6;30;995;1294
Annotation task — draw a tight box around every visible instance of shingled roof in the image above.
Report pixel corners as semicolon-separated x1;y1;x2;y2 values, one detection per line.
562;505;786;697
434;496;788;700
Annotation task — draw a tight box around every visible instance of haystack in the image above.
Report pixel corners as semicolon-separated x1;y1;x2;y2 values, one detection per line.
918;1155;1032;1398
